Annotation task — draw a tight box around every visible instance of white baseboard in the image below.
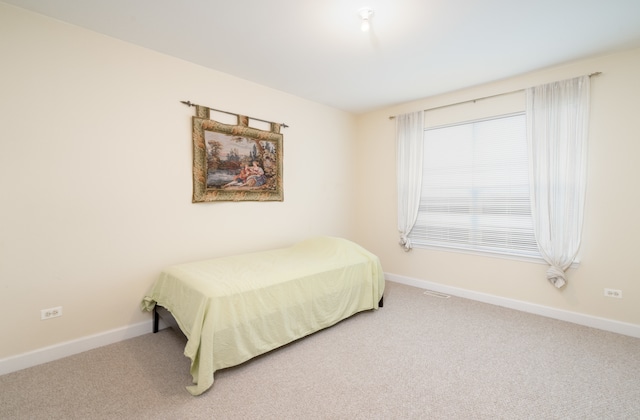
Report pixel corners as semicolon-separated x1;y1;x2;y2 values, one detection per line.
2;278;637;377
386;273;640;339
0;319;167;376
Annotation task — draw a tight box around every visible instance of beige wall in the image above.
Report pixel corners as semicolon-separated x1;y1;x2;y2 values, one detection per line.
0;4;358;358
354;48;640;327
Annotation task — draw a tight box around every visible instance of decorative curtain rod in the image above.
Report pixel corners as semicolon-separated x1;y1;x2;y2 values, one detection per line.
388;72;602;120
181;100;289;128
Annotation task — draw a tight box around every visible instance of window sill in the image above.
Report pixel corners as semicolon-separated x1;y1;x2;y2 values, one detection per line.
410;244;581;268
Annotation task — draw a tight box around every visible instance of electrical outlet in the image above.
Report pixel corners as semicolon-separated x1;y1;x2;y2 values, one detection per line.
41;306;63;320
604;288;622;299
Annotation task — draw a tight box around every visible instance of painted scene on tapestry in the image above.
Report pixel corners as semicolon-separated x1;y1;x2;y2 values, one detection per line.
205;131;279;191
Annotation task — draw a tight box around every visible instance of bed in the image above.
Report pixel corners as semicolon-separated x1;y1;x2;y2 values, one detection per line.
141;236;385;395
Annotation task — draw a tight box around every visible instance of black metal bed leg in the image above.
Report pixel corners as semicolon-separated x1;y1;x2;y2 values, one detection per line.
153;305;159;333
379;295;384;308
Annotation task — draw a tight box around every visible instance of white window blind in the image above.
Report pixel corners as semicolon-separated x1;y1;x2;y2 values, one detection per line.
409;112;541;259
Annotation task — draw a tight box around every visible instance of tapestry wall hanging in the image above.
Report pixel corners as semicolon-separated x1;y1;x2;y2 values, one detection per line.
186;102;286;202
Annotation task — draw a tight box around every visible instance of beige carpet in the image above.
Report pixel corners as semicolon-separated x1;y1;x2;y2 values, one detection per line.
1;281;639;419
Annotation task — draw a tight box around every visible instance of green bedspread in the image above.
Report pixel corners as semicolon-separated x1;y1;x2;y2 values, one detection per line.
141;236;385;395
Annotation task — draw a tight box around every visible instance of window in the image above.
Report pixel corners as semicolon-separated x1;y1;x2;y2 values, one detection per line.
408;112;541;259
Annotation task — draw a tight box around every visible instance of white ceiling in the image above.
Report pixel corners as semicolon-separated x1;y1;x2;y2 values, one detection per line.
5;0;640;113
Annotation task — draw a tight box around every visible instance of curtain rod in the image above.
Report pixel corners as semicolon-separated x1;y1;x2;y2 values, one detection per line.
388;72;602;120
181;100;289;128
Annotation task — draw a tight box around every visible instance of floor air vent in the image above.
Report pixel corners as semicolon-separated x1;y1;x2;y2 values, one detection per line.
423;290;451;298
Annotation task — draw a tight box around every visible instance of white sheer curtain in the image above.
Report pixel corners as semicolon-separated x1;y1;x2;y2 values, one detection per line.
526;76;590;288
396;111;424;251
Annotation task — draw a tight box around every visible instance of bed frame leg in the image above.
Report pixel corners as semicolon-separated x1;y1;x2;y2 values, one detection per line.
379;295;384;308
153;306;159;333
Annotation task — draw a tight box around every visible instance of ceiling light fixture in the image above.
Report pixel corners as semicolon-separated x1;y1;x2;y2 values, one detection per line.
358;7;374;32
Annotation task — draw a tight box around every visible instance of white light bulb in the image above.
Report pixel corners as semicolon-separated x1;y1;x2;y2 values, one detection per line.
358;7;373;33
